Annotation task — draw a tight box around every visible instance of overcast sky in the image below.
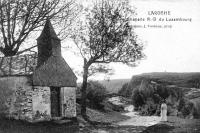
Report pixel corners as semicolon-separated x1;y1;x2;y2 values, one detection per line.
62;0;200;81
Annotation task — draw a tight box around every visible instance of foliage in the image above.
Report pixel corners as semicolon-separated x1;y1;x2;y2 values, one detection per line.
125;73;200;118
86;81;107;110
74;0;145;118
140;98;158;115
131;89;145;109
156;85;170;100
0;0;81;56
131;80;184;116
178;100;195;118
118;82;129;97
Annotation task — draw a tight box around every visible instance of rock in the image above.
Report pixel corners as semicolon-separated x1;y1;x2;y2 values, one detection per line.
124;105;134;112
79;123;85;128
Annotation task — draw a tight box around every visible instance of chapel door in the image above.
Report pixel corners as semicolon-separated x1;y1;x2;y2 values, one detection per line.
50;87;61;117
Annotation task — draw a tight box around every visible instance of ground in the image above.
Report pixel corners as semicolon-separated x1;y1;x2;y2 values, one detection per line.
78;101;200;133
1;98;200;133
142;116;200;133
1;111;200;133
80;116;200;133
0;117;79;133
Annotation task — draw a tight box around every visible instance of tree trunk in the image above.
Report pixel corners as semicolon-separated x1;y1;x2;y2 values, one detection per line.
0;46;17;57
81;58;89;119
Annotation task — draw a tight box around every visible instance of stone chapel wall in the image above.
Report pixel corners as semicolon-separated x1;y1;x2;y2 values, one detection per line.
61;87;76;117
32;86;51;121
0;76;33;121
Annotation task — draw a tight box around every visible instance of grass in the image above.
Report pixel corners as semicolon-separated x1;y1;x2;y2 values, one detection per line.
76;104;129;123
0;117;79;133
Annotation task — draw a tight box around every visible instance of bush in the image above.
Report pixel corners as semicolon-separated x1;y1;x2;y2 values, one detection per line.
156;85;170;100
180;101;194;117
86;81;108;110
140;98;158;115
118;82;130;97
131;81;185;116
132;89;145;109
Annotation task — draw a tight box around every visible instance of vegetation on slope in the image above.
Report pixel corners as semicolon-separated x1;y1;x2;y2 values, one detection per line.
118;72;200;118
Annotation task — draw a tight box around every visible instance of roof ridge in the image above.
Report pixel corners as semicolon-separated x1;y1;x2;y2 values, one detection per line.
37;18;60;40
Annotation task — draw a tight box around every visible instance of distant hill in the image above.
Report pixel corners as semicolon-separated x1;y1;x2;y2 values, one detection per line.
77;79;130;93
78;72;200;94
98;79;130;93
117;72;200;98
131;72;200;88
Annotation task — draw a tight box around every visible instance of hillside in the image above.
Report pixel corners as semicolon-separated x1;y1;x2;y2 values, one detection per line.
126;72;200;98
77;79;130;94
137;72;200;88
98;79;130;93
117;72;200;118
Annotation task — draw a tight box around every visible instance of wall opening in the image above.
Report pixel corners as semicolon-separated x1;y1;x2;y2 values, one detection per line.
50;87;61;117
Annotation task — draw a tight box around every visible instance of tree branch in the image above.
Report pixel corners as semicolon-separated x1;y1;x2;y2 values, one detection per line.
16;45;37;55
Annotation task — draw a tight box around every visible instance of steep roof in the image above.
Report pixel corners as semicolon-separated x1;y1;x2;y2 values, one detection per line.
32;55;77;87
0;19;77;87
37;18;60;41
33;19;77;87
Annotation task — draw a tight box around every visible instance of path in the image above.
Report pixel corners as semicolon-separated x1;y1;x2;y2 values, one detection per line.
116;105;161;127
108;97;161;127
81;97;162;133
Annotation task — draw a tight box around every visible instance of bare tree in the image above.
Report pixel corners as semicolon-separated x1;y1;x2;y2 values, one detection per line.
73;0;145;120
0;0;81;56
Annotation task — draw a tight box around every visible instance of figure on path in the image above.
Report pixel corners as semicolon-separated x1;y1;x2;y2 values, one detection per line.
160;100;167;122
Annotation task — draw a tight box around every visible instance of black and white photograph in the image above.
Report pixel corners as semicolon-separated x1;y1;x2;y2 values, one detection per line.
0;0;200;132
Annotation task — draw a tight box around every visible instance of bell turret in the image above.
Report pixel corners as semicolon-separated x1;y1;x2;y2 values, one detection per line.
37;18;61;67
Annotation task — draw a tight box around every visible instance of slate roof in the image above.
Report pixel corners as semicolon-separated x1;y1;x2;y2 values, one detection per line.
37;18;60;41
0;19;77;87
32;55;77;87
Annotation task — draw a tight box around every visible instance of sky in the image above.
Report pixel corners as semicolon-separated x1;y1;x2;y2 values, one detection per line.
62;0;200;81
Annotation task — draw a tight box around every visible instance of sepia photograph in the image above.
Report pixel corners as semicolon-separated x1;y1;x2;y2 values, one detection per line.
0;0;200;132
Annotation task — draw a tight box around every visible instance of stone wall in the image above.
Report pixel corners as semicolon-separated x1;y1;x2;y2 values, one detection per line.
0;76;76;121
0;76;33;121
61;87;76;117
32;86;51;121
0;54;37;76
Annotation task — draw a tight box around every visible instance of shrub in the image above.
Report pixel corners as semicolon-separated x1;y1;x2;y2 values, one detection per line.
131;81;185;116
156;85;170;100
180;101;194;117
86;81;108;110
140;98;158;115
118;82;130;97
132;89;145;109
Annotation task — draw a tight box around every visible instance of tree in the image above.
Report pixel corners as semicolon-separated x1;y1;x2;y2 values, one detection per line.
86;81;107;110
0;0;81;57
73;0;145;119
